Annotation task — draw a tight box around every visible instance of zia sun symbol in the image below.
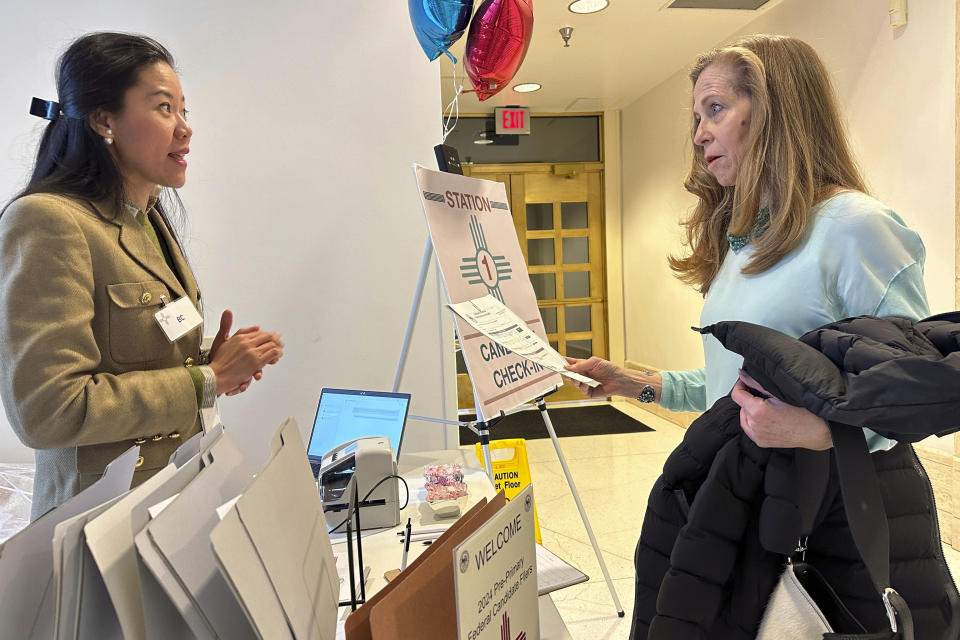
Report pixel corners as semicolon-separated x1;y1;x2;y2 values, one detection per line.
460;215;512;302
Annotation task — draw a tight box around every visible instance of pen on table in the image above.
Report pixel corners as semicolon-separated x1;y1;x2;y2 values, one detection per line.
400;518;412;571
396;526;449;536
398;533;444;544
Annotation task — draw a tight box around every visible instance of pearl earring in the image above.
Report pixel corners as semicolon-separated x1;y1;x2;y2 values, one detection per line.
104;128;113;145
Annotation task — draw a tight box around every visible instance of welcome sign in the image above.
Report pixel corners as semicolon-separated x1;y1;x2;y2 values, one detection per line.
452;485;538;640
415;165;561;420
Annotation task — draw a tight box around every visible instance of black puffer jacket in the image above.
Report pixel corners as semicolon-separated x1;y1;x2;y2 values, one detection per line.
631;313;960;640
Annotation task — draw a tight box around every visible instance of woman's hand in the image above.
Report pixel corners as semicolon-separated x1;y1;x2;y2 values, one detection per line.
730;369;832;450
564;356;657;400
209;310;259;395
208;309;284;396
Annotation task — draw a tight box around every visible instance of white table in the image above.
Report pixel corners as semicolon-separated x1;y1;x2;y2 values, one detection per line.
332;449;572;639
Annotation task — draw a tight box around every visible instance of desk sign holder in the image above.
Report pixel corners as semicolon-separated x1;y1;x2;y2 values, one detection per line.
452;485;538;640
339;480;367;610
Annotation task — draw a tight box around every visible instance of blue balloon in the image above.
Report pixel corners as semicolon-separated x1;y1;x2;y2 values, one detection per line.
409;0;475;63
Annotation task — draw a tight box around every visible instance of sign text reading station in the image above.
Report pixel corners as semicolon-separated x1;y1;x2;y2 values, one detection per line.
446;191;491;212
468;514;536;640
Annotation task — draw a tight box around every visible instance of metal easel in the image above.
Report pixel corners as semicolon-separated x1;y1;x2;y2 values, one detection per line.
392;231;624;617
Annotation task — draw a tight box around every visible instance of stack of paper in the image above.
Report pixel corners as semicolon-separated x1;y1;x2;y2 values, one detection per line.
0;418;337;640
49;427;226;640
211;418;340;640
0;446;139;640
135;432;257;639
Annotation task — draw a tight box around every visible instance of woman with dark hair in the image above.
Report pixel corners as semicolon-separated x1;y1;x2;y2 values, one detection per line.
0;32;284;520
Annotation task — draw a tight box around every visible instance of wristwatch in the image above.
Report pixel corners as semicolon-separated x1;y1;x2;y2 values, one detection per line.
637;384;656;403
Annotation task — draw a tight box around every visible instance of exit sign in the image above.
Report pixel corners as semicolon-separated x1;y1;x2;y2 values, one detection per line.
494;107;531;135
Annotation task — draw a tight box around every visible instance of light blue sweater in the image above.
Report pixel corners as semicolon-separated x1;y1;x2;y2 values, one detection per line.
659;191;929;451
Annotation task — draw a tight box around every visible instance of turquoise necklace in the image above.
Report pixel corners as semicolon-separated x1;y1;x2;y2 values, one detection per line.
727;206;771;251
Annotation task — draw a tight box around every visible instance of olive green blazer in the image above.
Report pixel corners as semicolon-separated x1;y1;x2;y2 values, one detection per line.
0;193;203;519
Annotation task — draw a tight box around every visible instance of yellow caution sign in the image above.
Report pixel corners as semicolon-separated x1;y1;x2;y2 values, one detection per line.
475;438;542;543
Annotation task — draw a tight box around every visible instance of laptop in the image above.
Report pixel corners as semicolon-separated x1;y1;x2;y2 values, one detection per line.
306;388;411;478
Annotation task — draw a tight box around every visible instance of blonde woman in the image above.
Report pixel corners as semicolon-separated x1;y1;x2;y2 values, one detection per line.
565;34;950;639
567;34;927;453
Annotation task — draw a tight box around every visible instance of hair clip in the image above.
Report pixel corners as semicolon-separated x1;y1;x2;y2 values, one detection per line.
29;97;61;121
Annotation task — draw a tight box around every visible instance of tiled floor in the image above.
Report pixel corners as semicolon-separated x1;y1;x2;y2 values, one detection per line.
489;400;960;640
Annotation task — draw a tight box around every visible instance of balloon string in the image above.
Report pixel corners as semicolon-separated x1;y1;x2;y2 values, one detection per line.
441;60;464;144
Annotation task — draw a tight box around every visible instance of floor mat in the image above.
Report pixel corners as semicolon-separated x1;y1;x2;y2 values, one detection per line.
458;404;654;445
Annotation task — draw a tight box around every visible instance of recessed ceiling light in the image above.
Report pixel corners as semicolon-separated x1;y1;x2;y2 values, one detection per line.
513;83;542;93
568;0;608;14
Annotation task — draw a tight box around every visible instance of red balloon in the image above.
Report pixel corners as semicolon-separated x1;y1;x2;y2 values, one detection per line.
463;0;534;102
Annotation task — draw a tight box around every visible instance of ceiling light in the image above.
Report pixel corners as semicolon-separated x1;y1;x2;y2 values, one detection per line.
568;0;608;14
513;83;542;93
473;131;494;145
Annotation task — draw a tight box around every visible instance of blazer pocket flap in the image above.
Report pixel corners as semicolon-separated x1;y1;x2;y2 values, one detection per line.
106;281;170;309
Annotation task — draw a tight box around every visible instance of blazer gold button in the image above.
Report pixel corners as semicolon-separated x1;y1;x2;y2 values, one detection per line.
184;357;194;367
152;434;164;441
134;437;147;445
169;432;181;439
140;292;152;305
136;456;144;468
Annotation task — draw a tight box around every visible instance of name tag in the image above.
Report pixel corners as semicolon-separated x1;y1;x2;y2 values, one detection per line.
154;296;203;342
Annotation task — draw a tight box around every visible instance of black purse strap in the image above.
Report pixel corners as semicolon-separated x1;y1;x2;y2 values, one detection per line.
825;422;914;639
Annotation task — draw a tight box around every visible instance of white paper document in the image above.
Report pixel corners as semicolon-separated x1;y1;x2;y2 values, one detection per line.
449;295;599;387
146;494;179;520
535;544;588;596
214;495;241;521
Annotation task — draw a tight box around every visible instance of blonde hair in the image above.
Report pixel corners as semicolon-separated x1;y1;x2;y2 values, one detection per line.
669;34;867;294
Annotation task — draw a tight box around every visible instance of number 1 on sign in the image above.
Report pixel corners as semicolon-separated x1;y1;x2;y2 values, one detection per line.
476;249;498;288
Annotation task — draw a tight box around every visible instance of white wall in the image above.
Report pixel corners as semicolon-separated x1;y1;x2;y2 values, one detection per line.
621;70;705;372
621;0;956;373
0;2;457;468
603;109;626;366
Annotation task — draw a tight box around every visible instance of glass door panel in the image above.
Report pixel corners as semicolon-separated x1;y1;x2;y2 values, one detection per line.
517;169;607;403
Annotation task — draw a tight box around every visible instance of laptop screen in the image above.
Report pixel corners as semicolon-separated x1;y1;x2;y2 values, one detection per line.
306;388;411;462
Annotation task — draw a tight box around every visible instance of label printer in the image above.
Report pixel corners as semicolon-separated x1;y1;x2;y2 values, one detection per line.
320;436;400;531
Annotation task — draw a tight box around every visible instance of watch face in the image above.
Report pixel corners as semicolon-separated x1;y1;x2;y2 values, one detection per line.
638;385;655;403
